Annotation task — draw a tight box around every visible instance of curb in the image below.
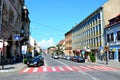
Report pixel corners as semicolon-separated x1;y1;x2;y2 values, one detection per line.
0;69;15;72
86;61;120;69
0;64;27;73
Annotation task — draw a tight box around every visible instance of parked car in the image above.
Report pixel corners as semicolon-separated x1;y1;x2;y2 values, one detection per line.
27;55;44;67
65;56;71;60
52;55;59;59
70;56;76;61
74;56;85;63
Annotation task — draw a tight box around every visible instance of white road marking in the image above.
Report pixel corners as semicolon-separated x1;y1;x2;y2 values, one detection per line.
73;66;82;70
58;67;64;71
79;66;90;70
66;66;73;71
23;68;30;72
43;67;47;72
55;60;68;66
77;67;101;80
51;67;56;71
33;68;38;72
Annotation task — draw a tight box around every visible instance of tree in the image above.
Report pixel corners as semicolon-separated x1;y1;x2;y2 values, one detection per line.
56;45;64;56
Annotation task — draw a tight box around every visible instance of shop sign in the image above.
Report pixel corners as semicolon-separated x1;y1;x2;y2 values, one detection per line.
22;45;27;54
0;39;3;51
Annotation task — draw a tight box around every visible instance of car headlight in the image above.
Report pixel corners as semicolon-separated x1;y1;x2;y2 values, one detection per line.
34;62;37;64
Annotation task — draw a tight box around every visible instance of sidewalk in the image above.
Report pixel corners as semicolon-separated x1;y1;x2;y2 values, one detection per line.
0;62;27;72
87;59;120;69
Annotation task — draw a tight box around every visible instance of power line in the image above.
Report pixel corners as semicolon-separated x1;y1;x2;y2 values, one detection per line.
30;21;67;32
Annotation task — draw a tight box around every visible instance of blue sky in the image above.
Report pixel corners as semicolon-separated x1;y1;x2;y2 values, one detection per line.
25;0;108;49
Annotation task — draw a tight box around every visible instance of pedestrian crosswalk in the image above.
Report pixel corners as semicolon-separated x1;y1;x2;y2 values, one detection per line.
20;65;120;73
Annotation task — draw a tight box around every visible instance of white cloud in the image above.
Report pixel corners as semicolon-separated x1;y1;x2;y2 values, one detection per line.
38;38;55;49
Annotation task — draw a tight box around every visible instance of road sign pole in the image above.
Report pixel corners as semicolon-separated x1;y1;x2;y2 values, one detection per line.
106;51;108;65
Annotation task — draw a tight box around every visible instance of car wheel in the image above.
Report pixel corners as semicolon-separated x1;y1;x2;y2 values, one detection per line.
37;62;41;67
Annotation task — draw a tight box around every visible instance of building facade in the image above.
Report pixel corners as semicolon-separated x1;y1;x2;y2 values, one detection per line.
72;0;120;59
64;30;73;56
0;0;30;63
105;14;120;62
72;7;104;55
57;40;65;56
103;0;120;25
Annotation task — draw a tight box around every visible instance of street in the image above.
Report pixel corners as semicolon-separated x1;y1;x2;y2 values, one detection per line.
0;54;120;80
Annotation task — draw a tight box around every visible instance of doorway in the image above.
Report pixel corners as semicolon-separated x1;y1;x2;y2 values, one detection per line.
118;49;120;62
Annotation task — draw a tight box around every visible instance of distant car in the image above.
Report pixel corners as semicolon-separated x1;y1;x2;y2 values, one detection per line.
70;56;76;61
52;55;59;59
27;55;44;67
65;56;71;60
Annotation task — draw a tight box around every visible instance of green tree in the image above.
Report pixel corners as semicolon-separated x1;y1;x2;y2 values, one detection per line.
56;45;64;56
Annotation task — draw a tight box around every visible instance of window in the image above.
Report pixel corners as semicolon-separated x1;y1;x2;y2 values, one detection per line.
111;33;114;42
117;31;120;40
93;27;95;36
0;0;1;7
107;33;114;42
107;34;110;42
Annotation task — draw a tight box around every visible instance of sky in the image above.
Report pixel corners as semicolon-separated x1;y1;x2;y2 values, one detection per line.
25;0;108;49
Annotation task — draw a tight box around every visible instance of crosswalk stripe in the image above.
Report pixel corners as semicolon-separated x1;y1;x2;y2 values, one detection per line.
23;68;30;72
43;67;47;72
99;66;115;70
66;66;73;71
33;68;38;72
58;67;64;71
73;66;82;70
20;65;120;73
93;66;106;70
86;66;99;70
78;66;90;70
51;67;56;71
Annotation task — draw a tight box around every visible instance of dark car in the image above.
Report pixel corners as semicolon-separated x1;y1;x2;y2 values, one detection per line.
27;55;44;67
70;56;76;61
74;56;85;63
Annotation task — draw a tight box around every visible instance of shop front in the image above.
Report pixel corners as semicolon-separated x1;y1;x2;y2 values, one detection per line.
109;45;120;62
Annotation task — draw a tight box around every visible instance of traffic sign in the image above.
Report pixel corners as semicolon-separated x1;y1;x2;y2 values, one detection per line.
14;34;20;41
22;45;27;54
0;39;3;51
99;46;103;50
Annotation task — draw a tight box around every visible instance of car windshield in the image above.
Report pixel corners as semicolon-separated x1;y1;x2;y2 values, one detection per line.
30;56;40;61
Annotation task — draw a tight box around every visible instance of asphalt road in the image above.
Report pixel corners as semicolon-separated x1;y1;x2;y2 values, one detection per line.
0;53;120;80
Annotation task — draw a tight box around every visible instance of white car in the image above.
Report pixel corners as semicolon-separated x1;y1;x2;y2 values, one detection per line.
53;55;59;59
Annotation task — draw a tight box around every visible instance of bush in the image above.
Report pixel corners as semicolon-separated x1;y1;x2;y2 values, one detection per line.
90;52;96;62
23;58;28;64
